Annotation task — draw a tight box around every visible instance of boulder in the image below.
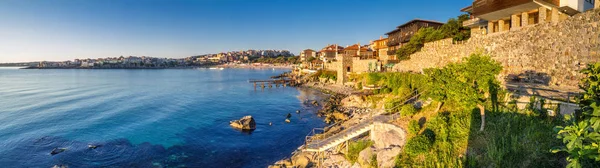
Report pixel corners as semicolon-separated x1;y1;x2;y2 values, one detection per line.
322;154;353;168
372;130;405;149
291;153;313;168
357;146;375;167
50;148;66;155
272;158;293;168
229;116;256;130
341;95;371;108
376;147;402;168
312;100;319;106
370;123;406;149
332;111;349;121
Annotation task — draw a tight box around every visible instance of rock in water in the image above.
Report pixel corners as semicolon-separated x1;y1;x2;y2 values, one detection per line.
88;144;101;149
230;115;256;130
285;119;291;123
286;113;292;119
296;110;300;114
50;148;66;155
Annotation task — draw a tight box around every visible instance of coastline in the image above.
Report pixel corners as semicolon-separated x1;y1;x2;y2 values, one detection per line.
216;63;294;69
19;63;295;70
271;71;381;168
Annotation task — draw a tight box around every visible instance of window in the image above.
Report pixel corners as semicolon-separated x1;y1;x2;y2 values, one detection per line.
585;0;593;4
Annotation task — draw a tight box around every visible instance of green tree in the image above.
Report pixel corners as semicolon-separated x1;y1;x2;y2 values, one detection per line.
552;63;600;168
425;53;502;131
396;14;471;60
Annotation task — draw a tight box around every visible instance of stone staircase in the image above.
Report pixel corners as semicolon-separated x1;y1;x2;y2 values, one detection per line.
302;89;423;152
303;114;398;152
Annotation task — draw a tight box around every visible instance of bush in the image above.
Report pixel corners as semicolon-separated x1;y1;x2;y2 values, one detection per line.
373;89;380;94
553;62;600;168
345;140;374;164
317;70;337;81
396;14;471;60
408;120;421;135
381;87;392;94
370;154;378;168
400;104;417;117
404;135;433;156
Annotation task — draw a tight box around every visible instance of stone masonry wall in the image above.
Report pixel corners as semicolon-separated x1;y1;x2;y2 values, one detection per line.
393;9;600;88
352;58;379;73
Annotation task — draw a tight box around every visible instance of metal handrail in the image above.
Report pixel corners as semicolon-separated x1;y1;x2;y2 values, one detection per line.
303;88;428;151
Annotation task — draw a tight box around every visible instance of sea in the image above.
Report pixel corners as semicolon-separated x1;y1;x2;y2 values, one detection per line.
0;67;327;168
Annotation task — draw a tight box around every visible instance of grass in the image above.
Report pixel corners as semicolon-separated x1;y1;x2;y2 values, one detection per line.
345;140;374;164
394;102;563;168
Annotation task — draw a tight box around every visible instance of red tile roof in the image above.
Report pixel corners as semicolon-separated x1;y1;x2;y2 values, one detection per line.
320;44;344;52
344;44;371;51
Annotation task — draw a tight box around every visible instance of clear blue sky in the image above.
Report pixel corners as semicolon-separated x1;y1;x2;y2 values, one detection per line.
0;0;472;63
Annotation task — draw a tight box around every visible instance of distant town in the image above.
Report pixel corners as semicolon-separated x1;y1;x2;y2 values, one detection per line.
6;49;294;69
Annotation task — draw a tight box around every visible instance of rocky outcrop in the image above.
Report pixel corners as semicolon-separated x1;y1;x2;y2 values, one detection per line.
358;147;376;167
370;123;407;168
376;147;402;168
341;95;372;108
322;154;355;168
229;116;256;130
291;152;313;168
371;123;407;149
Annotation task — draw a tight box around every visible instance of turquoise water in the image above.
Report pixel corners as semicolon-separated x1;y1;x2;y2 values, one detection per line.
0;68;327;167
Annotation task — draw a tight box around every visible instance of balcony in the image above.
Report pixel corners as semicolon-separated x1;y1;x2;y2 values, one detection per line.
463;18;488;27
387;50;397;56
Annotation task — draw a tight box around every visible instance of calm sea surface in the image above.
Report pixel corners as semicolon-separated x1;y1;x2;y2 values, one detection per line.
0;67;327;167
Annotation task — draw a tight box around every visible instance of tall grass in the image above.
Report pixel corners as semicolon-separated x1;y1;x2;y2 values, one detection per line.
395;106;562;167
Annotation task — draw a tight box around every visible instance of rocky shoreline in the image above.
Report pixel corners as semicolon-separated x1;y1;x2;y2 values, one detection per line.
269;72;406;168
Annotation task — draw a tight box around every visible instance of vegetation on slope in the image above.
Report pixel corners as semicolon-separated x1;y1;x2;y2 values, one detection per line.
357;53;568;167
345;140;374;164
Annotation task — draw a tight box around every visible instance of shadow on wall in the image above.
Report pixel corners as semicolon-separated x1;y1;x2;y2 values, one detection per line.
505;70;551;86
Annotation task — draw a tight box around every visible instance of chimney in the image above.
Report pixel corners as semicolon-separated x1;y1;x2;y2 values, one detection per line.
335;44;339;58
380;36;383;40
357;43;361;56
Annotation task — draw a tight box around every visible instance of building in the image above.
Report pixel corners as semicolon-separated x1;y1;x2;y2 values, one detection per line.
370;36;396;65
300;49;317;62
319;44;344;62
462;0;595;35
385;19;444;56
341;43;374;59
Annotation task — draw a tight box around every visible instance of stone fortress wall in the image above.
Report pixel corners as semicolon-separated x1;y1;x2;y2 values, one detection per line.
393;9;600;88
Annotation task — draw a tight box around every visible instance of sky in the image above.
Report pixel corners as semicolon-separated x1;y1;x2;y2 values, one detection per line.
0;0;472;63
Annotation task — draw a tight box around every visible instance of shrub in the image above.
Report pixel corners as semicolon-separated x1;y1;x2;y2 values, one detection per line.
365;73;384;85
408;120;421;135
373;89;380;94
356;82;363;90
317;70;337;81
396;14;471;60
369;154;378;168
404;135;432;156
422;128;436;143
381;88;392;94
345;140;374;164
400;104;417;117
553;63;600;168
